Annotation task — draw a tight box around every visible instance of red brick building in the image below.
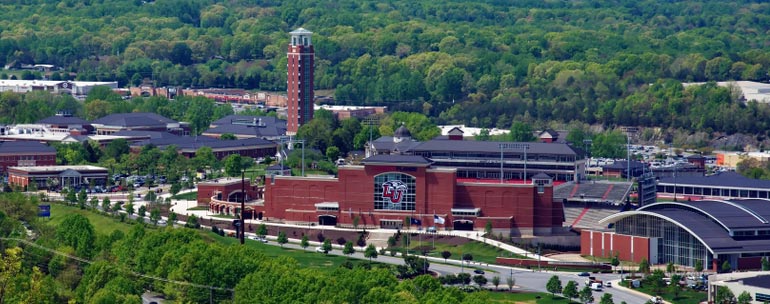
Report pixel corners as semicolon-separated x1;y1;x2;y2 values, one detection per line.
197;177;264;218
0;141;57;176
580;230;653;264
258;154;564;236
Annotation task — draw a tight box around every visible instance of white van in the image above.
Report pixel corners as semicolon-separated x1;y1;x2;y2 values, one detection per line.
590;282;603;291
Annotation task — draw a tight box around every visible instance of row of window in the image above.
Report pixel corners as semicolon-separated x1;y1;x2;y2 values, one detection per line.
418;151;575;162
0;155;55;161
615;214;709;268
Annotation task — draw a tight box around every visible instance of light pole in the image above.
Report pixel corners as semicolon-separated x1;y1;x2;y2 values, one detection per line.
583;139;593;181
499;143;530;184
240;169;245;245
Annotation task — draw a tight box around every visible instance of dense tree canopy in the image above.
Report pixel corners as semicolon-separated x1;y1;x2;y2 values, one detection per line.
3;0;770;136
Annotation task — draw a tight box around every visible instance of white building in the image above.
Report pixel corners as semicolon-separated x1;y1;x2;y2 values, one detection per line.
683;81;770;103
0;80;118;96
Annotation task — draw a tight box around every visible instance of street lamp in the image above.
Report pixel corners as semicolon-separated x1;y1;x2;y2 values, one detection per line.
240;169;245;245
499;143;530;184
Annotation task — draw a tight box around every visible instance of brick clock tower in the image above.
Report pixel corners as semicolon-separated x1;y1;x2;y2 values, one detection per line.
287;28;315;135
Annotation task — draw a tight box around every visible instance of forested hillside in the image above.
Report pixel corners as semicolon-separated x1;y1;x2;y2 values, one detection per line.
3;0;770;134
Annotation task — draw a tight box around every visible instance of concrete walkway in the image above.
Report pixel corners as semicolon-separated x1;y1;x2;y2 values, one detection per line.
166;188;554;262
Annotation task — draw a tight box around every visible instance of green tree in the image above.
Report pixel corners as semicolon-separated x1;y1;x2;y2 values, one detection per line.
223;154;244;177
484;220;493;237
507;276;515;291
762;256;770;271
77;188;87;209
300;235;309;250
715;286;735;304
492;276;501;290
168;212;177;227
277;231;288;247
737;290;752;304
364;243;378;262
0;247;23;304
185;214;200;228
326;146;341;161
599;293;614;304
322;239;332;254
55;214;96;258
611;254;620;270
592;130;628;159
89;196;99;210
695;259;704;273
138;205;146;218
125;202;135;217
220;133;237;140
343;241;355;255
101;197;111;213
387;236;396;248
721;260;732;273
666;261;676;274
509;121;536;142
472;275;487;287
149;208;160;225
256;224;267;238
546;275;563;297
562;280;579;300
441;250;451;262
579;286;594;304
638;258;650;274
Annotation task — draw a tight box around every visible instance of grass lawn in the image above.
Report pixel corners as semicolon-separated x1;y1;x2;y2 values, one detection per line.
172;192;197;200
414;240;530;265
620;280;707;304
487;291;579;303
46;203;135;235
205;232;378;272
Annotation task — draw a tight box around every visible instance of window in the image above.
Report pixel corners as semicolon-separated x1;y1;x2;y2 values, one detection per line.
373;172;416;211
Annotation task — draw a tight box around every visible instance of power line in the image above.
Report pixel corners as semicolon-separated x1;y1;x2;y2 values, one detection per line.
0;237;235;293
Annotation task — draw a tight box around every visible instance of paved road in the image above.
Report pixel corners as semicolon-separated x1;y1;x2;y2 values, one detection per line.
253;236;651;303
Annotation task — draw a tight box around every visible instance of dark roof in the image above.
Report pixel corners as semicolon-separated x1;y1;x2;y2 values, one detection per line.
394;125;412;138
132;136;274;151
603;160;647;170
686;154;705;160
607;200;770;253
203;124;286;138
739;275;770;289
37;115;89;125
210;115;285;128
205;115;286;138
362;154;432;166
658;171;770;189
112;130;181;139
0;141;56;154
371;136;422;154
539;129;559;137
91;112;176;128
412;139;577;155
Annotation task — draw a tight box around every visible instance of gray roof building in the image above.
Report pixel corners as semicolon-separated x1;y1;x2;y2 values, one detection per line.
204;115;286;139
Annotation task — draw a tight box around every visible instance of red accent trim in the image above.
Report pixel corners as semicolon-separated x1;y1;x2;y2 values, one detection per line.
569;184;580;197
601;185;614;200
571;206;590;227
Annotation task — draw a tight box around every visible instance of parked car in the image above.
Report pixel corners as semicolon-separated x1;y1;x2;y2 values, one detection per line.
578;272;591;277
315;247;326;253
473;269;485;274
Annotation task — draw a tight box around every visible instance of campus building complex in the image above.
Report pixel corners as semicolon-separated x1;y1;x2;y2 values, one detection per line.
201;154;566;236
582;199;770;271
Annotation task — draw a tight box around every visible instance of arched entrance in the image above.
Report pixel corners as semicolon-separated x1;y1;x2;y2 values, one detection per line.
453;219;474;231
318;215;337;226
